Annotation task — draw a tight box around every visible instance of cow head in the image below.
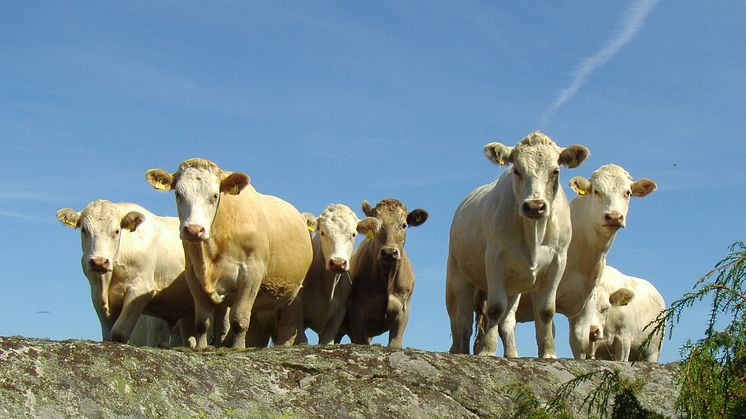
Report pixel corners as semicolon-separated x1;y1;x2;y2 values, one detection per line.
484;131;589;220
145;158;249;242
56;199;145;318
570;164;656;231
307;204;381;272
588;282;635;344
361;198;428;264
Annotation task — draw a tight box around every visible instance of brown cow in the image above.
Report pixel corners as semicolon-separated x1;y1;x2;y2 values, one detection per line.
346;199;428;349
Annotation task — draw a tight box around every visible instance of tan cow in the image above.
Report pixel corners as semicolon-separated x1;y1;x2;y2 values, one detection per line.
478;164;657;357
446;131;589;358
346;199;428;349
297;204;381;345
145;158;313;350
57;200;195;345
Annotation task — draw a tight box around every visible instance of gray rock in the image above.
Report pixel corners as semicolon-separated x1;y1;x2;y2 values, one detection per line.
0;337;679;418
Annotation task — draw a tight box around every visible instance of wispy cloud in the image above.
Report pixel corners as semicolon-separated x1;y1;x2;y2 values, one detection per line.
0;210;50;222
541;0;659;124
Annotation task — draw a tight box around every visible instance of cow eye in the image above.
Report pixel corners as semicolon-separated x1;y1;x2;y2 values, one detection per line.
320;231;325;236
114;229;120;236
352;232;357;238
594;190;603;197
81;228;88;237
401;223;407;229
552;168;560;176
624;191;631;199
513;168;522;178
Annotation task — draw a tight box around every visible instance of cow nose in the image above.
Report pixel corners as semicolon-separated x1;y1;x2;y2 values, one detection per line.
589;325;602;342
89;257;111;272
522;200;547;219
380;247;400;262
605;212;625;227
328;257;348;271
183;224;206;241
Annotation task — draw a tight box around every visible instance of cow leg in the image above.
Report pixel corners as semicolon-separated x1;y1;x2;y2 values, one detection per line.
274;294;301;346
531;256;564;359
185;271;216;350
481;248;508;357
212;305;231;347
110;289;153;344
386;295;409;349
229;275;262;350
447;256;474;354
319;303;347;346
498;294;521;358
245;315;271;347
569;314;592;359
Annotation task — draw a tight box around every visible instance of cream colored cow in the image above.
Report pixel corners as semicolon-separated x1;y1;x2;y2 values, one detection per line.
145;158;313;350
500;164;656;358
446;131;589;358
57;200;195;345
297;204;380;345
587;266;666;362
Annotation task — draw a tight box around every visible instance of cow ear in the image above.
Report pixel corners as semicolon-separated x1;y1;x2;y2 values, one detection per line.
407;209;429;227
357;217;381;238
220;172;250;195
121;211;146;232
609;288;635;306
56;208;80;229
361;200;375;217
301;212;318;232
569;176;591;196
483;142;513;166
145;169;174;191
559;144;590;168
631;178;657;197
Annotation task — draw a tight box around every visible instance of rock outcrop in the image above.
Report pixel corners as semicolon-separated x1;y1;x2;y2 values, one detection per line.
0;336;678;418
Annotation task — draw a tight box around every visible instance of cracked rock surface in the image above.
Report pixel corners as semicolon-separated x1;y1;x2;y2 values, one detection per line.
0;336;679;418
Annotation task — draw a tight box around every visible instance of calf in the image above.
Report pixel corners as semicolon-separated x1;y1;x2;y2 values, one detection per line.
57;200;195;345
588;266;665;362
347;199;428;349
446;131;589;358
146;158;313;349
298;204;380;345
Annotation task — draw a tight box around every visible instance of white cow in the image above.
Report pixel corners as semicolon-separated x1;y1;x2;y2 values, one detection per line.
446;131;589;358
503;164;656;358
57;200;195;345
145;158;313;350
587;266;665;362
297;204;381;345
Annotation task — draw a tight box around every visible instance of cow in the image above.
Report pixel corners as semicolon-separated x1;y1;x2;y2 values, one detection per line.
56;200;195;345
446;131;589;358
494;164;657;358
296;204;381;345
586;266;665;362
129;315;174;347
145;158;313;350
346;198;428;349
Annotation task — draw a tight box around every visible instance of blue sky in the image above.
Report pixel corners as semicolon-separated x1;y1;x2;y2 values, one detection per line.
1;1;744;362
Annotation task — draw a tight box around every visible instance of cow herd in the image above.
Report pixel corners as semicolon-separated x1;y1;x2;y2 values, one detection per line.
57;131;665;362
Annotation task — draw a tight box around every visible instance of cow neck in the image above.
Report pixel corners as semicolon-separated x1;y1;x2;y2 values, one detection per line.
572;218;618;294
521;216;549;271
99;225;127;319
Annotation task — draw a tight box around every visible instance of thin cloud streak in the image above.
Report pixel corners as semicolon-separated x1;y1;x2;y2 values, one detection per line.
541;0;659;124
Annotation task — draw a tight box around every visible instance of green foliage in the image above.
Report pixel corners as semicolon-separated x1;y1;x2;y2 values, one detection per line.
545;368;662;419
505;382;571;419
640;241;746;418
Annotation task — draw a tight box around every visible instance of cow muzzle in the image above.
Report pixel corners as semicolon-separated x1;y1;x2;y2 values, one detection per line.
88;257;112;273
521;199;548;219
604;211;625;228
328;257;348;272
182;224;207;242
589;325;603;342
379;247;400;263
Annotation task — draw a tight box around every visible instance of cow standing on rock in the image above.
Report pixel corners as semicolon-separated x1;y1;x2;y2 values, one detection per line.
346;198;428;349
446;131;589;358
145;158;313;350
56;200;195;346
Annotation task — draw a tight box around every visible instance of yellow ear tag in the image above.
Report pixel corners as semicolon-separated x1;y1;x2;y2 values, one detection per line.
154;181;169;191
366;230;376;240
307;224;316;232
228;184;240;195
64;219;76;227
577;189;587;195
